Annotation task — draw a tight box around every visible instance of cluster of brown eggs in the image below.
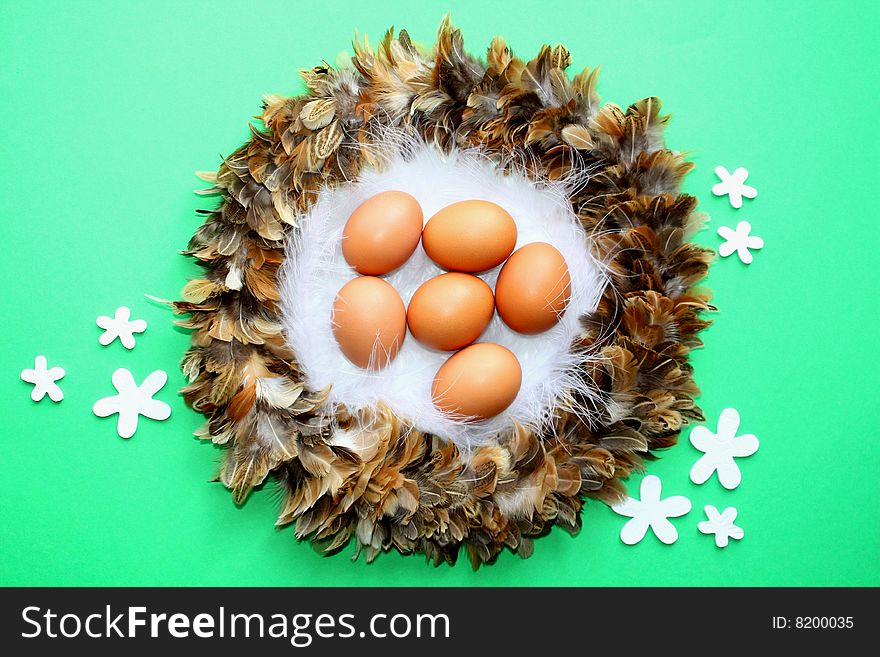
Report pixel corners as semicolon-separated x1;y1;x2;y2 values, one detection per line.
332;190;571;421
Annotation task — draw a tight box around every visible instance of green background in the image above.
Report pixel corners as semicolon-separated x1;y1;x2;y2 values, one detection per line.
2;0;878;586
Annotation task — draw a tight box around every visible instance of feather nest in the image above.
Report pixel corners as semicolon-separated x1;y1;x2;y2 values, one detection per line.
175;16;713;567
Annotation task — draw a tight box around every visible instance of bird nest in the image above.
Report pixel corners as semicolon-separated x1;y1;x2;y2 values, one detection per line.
176;17;713;567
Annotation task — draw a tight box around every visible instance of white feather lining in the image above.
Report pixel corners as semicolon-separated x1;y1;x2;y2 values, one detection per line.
279;136;608;449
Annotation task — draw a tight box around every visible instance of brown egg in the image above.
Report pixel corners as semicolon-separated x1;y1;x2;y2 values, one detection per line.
331;276;406;370
495;242;571;334
407;273;495;351
432;343;522;421
422;200;517;272
342;191;423;275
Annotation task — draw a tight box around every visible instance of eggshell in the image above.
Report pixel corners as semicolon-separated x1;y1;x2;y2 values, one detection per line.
331;276;406;370
407;273;495;351
422;200;517;272
342;191;423;275
431;343;522;421
495;242;571;334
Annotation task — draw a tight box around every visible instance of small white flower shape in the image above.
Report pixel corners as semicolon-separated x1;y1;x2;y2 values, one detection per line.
612;475;692;545
93;368;171;438
21;355;65;402
712;165;757;208
717;221;764;264
96;306;147;349
690;407;759;489
698;505;744;548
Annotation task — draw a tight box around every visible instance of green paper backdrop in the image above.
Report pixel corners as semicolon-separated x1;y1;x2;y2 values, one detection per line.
1;0;878;586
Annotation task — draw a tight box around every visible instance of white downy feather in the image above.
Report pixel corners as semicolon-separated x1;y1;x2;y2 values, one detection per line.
279;133;608;449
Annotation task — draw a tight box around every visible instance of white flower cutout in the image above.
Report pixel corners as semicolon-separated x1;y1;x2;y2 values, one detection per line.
96;306;147;349
698;505;744;548
690;408;759;489
712;166;757;208
612;475;692;545
21;355;65;402
93;368;171;438
717;221;764;264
